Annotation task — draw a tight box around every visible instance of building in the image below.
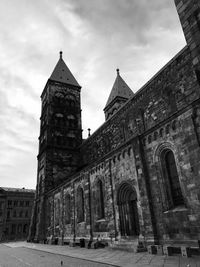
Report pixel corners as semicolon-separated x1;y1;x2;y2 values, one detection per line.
29;0;200;251
0;187;35;242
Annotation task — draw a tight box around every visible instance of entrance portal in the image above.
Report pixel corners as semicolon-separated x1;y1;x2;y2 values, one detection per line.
117;183;140;237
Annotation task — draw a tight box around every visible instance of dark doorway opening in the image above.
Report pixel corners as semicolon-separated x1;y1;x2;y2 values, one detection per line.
117;183;140;237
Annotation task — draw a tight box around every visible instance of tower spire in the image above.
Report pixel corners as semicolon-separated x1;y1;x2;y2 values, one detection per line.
49;51;80;87
104;69;134;120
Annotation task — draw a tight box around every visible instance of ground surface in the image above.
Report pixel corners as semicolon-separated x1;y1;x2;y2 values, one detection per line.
0;244;113;267
0;242;200;267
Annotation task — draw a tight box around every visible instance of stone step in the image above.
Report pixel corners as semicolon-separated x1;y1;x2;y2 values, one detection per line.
109;239;138;252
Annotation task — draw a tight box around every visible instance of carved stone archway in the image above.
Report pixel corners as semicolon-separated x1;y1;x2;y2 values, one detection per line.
117;183;140;237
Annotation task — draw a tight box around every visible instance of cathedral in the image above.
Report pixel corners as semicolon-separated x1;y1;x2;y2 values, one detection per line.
29;0;200;252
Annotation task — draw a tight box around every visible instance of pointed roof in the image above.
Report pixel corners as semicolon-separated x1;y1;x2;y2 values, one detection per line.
49;51;80;87
105;69;134;109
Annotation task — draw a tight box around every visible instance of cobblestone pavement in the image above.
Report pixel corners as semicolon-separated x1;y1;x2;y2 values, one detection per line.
4;242;200;267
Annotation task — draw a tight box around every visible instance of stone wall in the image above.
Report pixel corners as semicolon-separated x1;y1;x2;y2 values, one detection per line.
143;105;200;244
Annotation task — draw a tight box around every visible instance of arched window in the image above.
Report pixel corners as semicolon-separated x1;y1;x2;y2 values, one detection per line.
97;180;105;219
160;128;164;137
55;198;60;226
23;224;28;234
67;115;77;128
54;113;64;127
70;100;75;107
46;201;51;227
148;135;152;144
154;131;158;141
19;211;23;217
18;224;22;234
166;124;170;135
77;187;84;223
65;194;71;224
161;150;184;209
11;224;16;234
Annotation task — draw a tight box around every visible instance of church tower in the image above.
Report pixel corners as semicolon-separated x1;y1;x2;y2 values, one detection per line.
104;69;134;120
29;52;82;241
38;51;82;190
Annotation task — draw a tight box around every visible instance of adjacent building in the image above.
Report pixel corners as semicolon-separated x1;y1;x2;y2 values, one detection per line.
0;187;35;242
29;0;200;251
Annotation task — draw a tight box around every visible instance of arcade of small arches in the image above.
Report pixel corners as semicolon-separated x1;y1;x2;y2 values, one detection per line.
144;119;179;145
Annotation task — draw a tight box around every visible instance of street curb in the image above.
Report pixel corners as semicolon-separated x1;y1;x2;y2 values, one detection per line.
23;246;120;267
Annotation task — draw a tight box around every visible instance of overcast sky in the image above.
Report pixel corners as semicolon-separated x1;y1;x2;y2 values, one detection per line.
0;0;186;189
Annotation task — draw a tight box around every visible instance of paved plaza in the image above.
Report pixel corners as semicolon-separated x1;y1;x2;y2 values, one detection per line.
1;241;200;267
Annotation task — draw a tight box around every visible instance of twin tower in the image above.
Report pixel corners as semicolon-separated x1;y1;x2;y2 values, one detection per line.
29;0;200;242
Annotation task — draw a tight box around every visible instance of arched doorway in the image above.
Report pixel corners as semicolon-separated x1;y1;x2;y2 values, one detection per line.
117;183;140;237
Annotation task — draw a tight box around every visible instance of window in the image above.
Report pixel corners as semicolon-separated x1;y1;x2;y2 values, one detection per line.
97;180;105;219
23;224;28;234
166;124;170;135
56;136;62;146
55;199;60;226
47;201;51;227
11;224;16;234
0;202;4;209
161;150;184;209
20;201;24;207
19;211;23;218
25;201;30;207
13;211;17;217
154;132;158;141
18;224;22;234
68;137;76;148
8;200;12;207
14;201;18;207
5;228;9;235
69;100;75;107
172;121;176;131
25;211;28;218
67;115;77;128
77;187;84;223
159;128;164;137
148;135;152;144
7;211;10;219
65;194;71;224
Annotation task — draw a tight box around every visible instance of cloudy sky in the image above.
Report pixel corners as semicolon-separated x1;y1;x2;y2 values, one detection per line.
0;0;186;189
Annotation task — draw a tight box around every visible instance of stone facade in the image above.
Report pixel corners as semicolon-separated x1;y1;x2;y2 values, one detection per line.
0;187;35;242
29;0;200;250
